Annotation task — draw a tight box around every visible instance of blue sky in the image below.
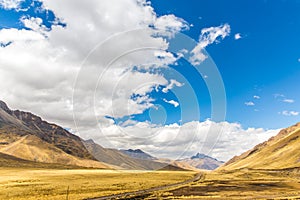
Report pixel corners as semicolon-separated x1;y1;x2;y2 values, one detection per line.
112;0;300;129
148;0;300;129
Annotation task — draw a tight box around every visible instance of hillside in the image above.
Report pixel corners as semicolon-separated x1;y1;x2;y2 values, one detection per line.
0;100;112;168
0;135;109;168
0;100;94;160
84;140;171;170
0;151;94;169
221;122;300;170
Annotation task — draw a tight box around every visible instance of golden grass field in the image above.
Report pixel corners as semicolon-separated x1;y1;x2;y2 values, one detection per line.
0;167;195;200
146;169;300;199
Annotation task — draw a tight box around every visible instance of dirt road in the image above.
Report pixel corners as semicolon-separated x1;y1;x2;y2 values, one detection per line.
85;172;203;200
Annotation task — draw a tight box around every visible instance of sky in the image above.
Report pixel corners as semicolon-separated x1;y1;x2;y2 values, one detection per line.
0;0;299;161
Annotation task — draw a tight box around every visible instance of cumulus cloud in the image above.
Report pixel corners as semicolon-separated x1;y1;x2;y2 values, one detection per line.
253;95;260;99
234;33;242;40
162;79;184;93
245;101;255;106
0;28;44;43
163;98;179;107
20;16;49;34
0;0;188;133
92;120;279;161
152;14;189;38
279;110;299;116
0;0;23;10
189;24;230;65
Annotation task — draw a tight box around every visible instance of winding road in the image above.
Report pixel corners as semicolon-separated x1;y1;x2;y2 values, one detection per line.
85;172;203;200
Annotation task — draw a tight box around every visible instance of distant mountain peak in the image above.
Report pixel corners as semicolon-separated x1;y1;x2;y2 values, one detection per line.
191;153;210;159
120;149;156;160
176;153;223;170
127;149;144;153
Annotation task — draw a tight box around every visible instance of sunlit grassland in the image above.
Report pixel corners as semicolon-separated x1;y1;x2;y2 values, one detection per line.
0;167;195;200
147;169;300;199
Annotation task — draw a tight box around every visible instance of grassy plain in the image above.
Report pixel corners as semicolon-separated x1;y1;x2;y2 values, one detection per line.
0;167;195;200
147;169;300;199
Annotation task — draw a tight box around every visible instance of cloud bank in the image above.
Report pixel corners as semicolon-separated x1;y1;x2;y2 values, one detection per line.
0;0;279;161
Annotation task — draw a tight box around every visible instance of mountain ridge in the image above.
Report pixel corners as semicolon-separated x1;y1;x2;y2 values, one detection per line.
120;148;156;160
0;100;94;160
221;122;300;170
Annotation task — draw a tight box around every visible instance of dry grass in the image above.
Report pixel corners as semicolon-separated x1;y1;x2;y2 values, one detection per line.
223;126;300;170
0;167;195;200
147;169;300;199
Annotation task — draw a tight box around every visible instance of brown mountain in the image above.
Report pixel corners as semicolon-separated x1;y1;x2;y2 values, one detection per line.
0;100;93;160
0;100;188;170
221;122;300;170
0;100;110;168
84;140;180;170
176;153;224;170
120;149;156;160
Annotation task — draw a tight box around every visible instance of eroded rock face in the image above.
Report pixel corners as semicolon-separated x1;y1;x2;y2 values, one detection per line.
0;101;10;113
0;100;94;160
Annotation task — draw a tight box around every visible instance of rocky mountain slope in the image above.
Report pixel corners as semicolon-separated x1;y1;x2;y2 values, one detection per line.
0;100;94;160
221;122;300;170
84;140;172;170
0;100;110;168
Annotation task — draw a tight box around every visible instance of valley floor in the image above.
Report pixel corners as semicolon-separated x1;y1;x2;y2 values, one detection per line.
145;168;300;199
2;167;300;200
0;167;195;200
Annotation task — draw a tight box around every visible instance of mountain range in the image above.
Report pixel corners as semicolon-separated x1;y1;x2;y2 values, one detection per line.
0;100;220;170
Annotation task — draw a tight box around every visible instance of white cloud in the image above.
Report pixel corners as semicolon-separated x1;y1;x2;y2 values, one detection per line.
0;0;188;135
163;98;179;107
274;94;295;103
0;28;44;43
162;79;184;93
189;24;230;65
20;17;49;34
279;110;299;116
92;120;279;161
282;99;295;103
0;0;23;10
234;33;242;40
245;101;255;106
253;95;260;99
153;14;189;38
